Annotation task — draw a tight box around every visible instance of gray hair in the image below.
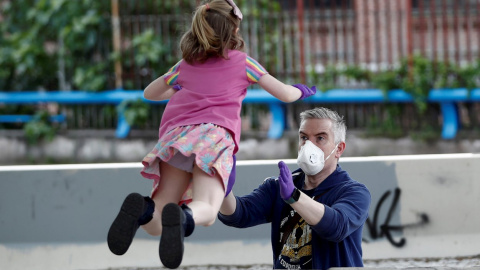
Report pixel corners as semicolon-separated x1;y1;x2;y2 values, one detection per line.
299;107;347;144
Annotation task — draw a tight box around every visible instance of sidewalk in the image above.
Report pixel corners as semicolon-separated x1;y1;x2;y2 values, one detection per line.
2;233;480;270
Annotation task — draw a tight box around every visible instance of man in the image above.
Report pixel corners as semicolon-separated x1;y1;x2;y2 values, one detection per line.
218;107;371;269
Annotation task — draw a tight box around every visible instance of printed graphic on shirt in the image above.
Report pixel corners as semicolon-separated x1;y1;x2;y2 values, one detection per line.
246;56;268;83
275;209;313;269
163;60;182;85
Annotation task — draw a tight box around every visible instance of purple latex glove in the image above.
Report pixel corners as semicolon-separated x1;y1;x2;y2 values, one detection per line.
225;155;236;197
172;84;182;91
278;161;295;200
293;84;317;99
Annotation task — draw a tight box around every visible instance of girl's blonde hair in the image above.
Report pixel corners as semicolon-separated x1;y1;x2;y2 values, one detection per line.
180;0;245;64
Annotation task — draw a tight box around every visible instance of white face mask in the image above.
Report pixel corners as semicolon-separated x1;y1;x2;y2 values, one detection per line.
296;140;338;176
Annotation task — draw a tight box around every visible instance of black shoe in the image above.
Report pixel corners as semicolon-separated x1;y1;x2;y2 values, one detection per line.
107;193;153;255
159;203;189;269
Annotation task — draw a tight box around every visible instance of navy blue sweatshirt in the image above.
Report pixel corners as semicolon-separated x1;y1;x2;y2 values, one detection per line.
218;165;371;270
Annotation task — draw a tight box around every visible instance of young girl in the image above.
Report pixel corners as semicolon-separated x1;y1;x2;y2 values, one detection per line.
107;0;316;268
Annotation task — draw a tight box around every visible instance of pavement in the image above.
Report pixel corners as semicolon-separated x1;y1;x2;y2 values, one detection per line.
2;234;480;270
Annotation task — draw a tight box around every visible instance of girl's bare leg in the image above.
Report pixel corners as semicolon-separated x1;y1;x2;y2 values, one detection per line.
159;163;226;268
141;161;190;236
189;163;225;226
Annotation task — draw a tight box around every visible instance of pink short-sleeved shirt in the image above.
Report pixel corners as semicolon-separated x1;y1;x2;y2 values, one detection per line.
158;50;268;153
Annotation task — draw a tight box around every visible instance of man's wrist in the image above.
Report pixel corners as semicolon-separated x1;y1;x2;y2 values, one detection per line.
284;188;301;204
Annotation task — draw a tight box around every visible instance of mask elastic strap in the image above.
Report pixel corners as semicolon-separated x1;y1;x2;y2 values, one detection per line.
324;143;339;162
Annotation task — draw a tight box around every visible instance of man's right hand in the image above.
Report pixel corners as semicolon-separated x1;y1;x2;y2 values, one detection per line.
278;161;295;200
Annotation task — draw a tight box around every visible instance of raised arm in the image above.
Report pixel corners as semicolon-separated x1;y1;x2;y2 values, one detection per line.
143;75;178;101
218;177;277;228
278;161;326;225
278;161;370;242
257;74;317;102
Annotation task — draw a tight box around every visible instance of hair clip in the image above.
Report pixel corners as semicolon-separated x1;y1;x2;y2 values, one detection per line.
225;0;243;20
205;3;210;10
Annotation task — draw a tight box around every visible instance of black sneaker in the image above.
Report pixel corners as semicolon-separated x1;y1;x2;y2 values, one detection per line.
107;193;149;255
159;203;185;269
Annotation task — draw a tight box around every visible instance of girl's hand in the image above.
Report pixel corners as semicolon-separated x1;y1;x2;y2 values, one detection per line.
144;75;178;101
293;84;317;99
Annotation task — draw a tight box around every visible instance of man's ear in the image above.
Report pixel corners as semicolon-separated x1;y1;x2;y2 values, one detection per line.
336;141;346;158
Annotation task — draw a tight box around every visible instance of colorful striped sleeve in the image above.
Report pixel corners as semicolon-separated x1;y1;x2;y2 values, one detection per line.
246;56;268;83
163;60;182;85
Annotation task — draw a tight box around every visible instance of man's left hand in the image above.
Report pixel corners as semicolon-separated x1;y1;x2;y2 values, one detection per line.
278;161;295;200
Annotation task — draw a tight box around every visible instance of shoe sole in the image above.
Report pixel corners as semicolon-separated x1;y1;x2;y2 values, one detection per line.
107;193;145;255
160;203;184;269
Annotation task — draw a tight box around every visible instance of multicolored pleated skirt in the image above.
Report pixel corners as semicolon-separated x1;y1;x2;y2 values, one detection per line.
140;123;235;204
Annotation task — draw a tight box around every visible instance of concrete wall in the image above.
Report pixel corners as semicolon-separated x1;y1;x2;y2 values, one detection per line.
1;153;479;269
2;133;480;164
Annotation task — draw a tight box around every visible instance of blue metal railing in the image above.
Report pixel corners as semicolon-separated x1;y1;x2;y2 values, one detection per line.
0;114;66;123
1;88;479;139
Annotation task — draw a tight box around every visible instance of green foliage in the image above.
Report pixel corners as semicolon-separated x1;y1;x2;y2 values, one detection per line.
0;0;111;91
238;0;281;16
237;0;282;77
128;29;170;79
117;99;150;127
317;65;341;92
73;63;108;91
132;29;165;67
23;111;57;145
366;105;406;138
319;56;480;139
118;0;195;15
2;1;479;142
0;0;284;92
342;65;372;83
333;55;480;95
358;55;480;109
342;55;479;111
410;125;441;142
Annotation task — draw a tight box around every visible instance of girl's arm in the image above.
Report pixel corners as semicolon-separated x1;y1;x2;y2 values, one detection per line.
143;75;178;101
257;74;304;102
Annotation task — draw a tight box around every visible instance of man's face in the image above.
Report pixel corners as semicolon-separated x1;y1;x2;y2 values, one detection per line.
298;118;338;168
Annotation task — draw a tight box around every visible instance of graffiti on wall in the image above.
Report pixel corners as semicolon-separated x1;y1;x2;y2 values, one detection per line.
363;188;429;247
